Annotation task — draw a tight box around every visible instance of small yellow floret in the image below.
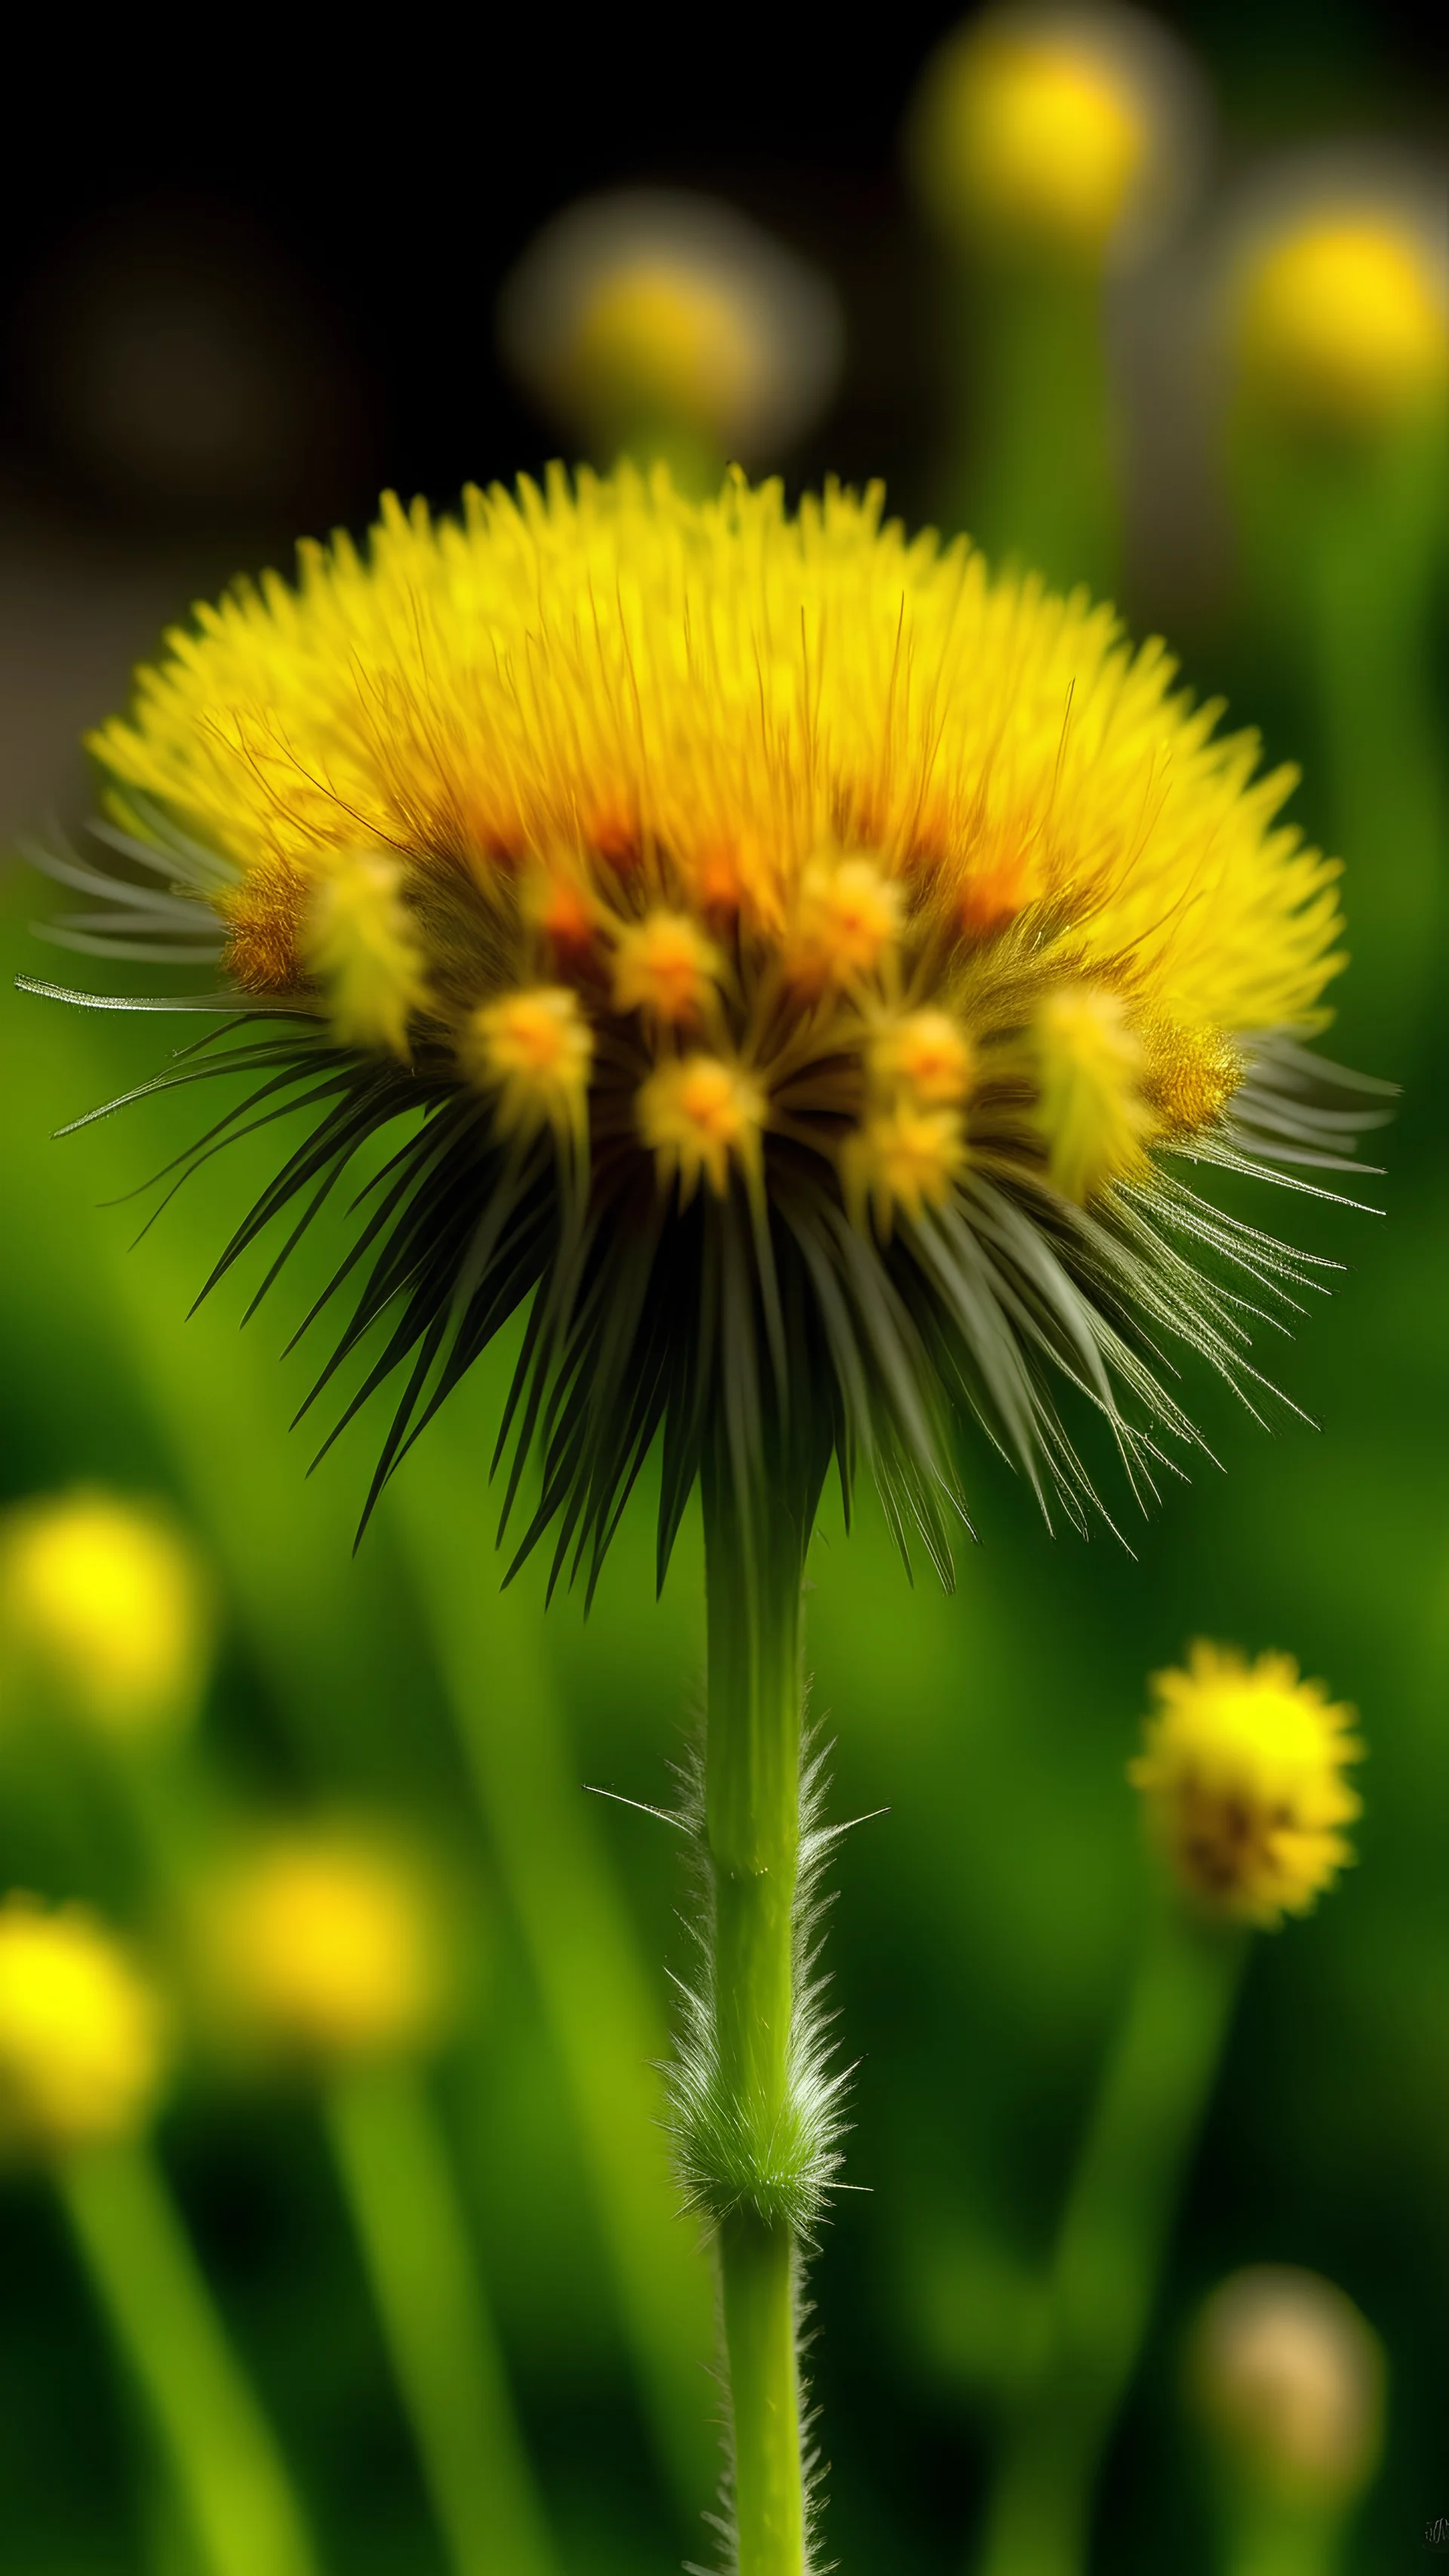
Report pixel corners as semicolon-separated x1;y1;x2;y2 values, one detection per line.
0;1900;167;2157
788;857;901;992
203;1833;443;2068
569;258;766;438
1237;213;1449;435
1189;2267;1386;2509
1029;983;1155;1202
869;1010;976;1106
612;909;721;1026
912;23;1149;257
0;1490;211;1744
1129;1642;1362;1928
301;847;428;1060
843;1104;968;1233
638;1054;765;1202
462;986;594;1143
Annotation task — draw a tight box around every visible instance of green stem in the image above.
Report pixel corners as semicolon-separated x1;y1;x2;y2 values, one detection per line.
58;2136;321;2576
976;1903;1246;2576
389;1426;715;2512
943;262;1120;596
1222;2496;1347;2576
324;2059;558;2576
701;1449;813;2576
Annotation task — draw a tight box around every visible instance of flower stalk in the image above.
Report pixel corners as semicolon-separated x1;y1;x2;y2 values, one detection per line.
60;2136;320;2576
701;1452;813;2573
975;1900;1246;2576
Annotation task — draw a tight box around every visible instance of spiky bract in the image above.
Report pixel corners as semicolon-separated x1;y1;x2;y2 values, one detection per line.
26;466;1380;1576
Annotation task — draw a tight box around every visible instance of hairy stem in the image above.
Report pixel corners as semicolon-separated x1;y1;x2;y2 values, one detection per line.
701;1451;813;2576
324;2060;558;2576
976;1903;1245;2576
59;2137;320;2576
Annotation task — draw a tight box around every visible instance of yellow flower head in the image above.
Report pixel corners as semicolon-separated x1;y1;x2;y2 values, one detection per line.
1129;1643;1362;1928
906;5;1203;265
497;191;842;462
0;1898;168;2158
0;1489;213;1745
1188;2267;1386;2508
200;1830;445;2070
1234;202;1449;438
27;465;1374;1576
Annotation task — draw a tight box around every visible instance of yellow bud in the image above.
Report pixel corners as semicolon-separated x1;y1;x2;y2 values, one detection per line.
461;985;594;1146
1188;2267;1386;2508
200;1831;445;2070
0;1899;168;2158
909;17;1149;259
497;192;842;461
612;909;722;1026
1129;1642;1362;1928
1236;210;1449;437
0;1490;213;1745
302;848;428;1059
638;1053;765;1202
869;1010;976;1106
842;1103;968;1235
788;857;901;993
1029;982;1155;1203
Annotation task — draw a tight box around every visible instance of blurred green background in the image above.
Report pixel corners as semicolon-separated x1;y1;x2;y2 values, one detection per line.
0;4;1444;2568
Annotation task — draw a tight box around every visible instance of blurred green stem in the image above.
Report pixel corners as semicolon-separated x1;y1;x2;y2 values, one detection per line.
976;1903;1246;2576
946;263;1119;596
1221;2496;1346;2576
324;2058;558;2576
702;1450;812;2576
389;1436;715;2513
59;2137;320;2576
1231;416;1447;1075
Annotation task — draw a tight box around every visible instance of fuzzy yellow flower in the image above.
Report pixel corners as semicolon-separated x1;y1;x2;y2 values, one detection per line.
199;1832;445;2070
1130;1644;1362;1927
0;1900;168;2158
1189;2266;1386;2508
1235;205;1449;438
26;464;1373;1571
0;1490;212;1743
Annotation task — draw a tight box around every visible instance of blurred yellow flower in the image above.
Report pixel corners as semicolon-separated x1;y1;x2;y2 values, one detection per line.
0;1899;168;2158
497;190;842;463
300;846;428;1060
202;1832;445;2070
1188;2265;1386;2506
1235;207;1449;437
1130;1643;1362;1927
0;1489;213;1744
906;5;1202;265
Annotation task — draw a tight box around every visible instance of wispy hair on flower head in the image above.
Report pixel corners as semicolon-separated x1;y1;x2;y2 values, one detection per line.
26;464;1379;1580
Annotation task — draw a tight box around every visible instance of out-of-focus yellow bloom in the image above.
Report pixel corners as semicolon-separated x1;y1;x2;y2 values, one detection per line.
0;1898;168;2158
0;1490;212;1744
498;191;842;462
1130;1643;1362;1928
202;1831;445;2070
301;846;428;1059
638;1054;765;1205
1027;983;1154;1203
1189;2265;1386;2505
1235;207;1449;438
906;5;1201;265
460;985;595;1150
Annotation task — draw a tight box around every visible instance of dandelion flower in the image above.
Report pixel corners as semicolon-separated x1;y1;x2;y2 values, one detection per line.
498;192;842;469
26;464;1374;1572
906;3;1207;267
0;1898;167;2158
1131;1643;1362;1927
1232;191;1449;439
0;1488;213;1744
198;1831;445;2070
23;462;1380;2573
